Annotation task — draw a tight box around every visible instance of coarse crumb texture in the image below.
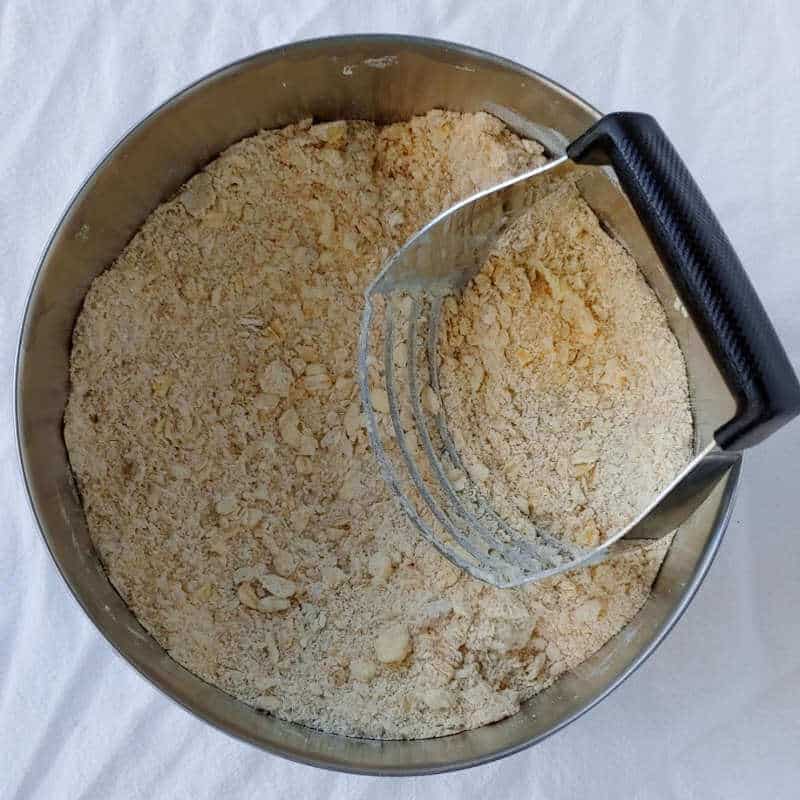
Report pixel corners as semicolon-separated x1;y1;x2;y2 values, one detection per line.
64;111;691;740
438;182;694;550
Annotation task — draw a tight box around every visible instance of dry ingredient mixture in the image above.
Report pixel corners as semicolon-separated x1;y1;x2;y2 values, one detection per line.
64;111;692;739
438;182;693;550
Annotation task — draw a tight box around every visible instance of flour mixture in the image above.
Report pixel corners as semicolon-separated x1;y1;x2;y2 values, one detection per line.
438;183;693;550
64;111;692;739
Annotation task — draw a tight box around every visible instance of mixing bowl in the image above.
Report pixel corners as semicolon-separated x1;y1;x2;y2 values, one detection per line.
16;34;740;774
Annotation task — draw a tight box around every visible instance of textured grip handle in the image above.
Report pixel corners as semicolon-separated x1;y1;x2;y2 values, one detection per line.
567;112;800;450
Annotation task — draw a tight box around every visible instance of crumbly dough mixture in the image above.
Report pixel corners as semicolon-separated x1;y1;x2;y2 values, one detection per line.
64;111;692;739
439;182;693;550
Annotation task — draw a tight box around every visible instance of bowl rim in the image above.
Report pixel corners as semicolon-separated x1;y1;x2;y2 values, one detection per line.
14;33;740;775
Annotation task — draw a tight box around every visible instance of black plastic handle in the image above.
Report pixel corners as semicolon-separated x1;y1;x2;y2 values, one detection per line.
567;112;800;450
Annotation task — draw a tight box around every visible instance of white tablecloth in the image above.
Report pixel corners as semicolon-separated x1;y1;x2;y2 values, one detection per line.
3;2;799;797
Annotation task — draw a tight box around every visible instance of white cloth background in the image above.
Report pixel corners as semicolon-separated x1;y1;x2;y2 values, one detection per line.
2;2;799;797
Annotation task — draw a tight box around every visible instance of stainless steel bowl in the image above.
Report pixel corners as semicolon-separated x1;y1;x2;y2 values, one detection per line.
16;35;740;775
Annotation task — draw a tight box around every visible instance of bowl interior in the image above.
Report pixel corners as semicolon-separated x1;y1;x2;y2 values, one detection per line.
16;35;739;774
